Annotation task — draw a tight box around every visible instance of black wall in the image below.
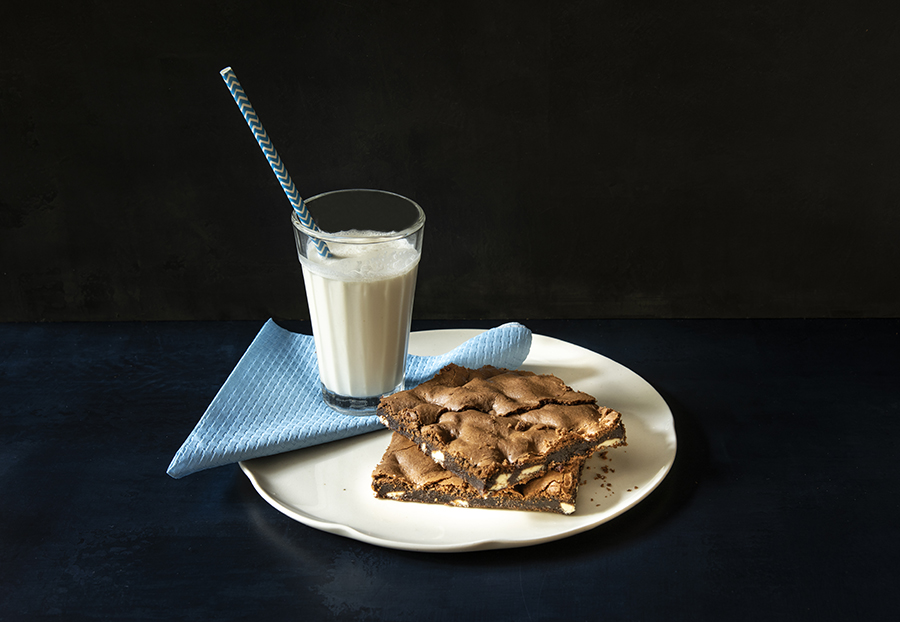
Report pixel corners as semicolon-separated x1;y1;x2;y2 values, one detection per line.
2;1;898;321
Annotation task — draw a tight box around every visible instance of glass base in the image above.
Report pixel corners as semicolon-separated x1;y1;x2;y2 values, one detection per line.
321;381;404;416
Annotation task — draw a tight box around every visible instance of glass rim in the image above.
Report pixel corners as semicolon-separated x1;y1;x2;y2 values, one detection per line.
290;188;426;244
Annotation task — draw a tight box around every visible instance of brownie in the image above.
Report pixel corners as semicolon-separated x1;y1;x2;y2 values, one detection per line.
376;364;626;493
372;433;587;515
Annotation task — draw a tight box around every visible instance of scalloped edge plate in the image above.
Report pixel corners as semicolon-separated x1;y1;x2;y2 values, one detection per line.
240;329;676;552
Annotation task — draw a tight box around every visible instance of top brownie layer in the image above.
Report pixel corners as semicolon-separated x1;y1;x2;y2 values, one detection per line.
377;364;625;492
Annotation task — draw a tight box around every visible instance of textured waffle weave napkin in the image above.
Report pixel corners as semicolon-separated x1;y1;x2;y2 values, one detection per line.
167;320;532;478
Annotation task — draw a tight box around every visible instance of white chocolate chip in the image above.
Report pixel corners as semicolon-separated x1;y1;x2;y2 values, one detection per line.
431;450;445;465
560;503;575;514
451;499;469;507
521;465;544;476
489;473;511;491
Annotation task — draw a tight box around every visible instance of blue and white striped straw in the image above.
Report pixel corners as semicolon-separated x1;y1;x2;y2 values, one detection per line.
220;66;332;258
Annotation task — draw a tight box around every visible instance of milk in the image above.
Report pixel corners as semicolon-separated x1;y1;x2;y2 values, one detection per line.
299;233;420;399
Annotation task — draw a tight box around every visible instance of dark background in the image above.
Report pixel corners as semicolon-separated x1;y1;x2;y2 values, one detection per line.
2;0;898;322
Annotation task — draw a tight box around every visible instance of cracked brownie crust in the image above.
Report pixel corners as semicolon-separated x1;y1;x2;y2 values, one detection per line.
377;364;626;493
372;433;587;514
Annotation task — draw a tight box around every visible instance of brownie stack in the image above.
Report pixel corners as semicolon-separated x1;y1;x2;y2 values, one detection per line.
371;364;626;515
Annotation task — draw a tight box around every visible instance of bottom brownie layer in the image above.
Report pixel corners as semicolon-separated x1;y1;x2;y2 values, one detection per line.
372;433;586;515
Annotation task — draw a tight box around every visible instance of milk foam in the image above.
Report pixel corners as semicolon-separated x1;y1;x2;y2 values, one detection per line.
301;231;420;282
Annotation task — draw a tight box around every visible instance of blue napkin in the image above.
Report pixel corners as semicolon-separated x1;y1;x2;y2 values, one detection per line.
167;320;532;478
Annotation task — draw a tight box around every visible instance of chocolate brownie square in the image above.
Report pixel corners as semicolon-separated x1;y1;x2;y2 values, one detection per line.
372;433;587;514
377;364;625;493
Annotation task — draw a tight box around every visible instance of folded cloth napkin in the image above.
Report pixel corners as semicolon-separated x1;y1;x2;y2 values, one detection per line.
167;320;531;478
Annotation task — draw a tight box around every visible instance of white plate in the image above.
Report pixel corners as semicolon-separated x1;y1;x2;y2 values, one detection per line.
240;329;677;552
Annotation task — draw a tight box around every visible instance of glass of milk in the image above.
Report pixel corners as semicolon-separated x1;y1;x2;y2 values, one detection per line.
291;189;425;415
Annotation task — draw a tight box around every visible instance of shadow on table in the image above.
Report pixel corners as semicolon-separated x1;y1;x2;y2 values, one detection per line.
559;391;709;548
447;390;709;565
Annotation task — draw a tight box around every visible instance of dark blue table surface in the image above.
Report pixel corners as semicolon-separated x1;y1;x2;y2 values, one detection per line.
2;319;898;621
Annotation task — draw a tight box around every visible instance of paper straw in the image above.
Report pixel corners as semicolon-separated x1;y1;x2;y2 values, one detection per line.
220;66;332;258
